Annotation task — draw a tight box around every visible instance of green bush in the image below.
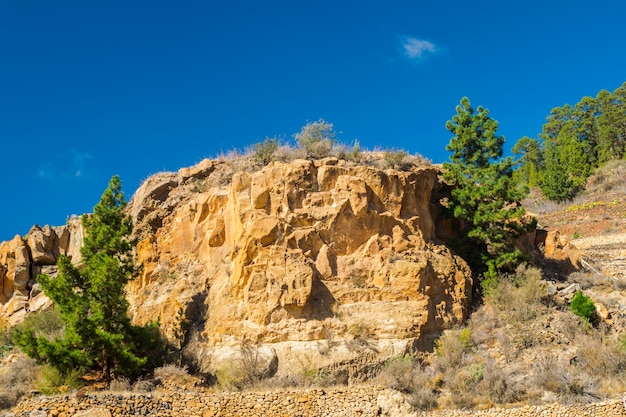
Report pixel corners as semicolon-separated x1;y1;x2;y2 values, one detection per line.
294;119;337;159
36;365;84;395
252;137;279;165
383;150;407;169
12;307;64;341
569;291;595;321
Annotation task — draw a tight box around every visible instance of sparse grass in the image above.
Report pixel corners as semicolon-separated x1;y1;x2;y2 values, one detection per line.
348;322;370;340
36;365;84;395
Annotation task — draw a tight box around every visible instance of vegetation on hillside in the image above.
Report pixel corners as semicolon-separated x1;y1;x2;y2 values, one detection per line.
514;82;626;201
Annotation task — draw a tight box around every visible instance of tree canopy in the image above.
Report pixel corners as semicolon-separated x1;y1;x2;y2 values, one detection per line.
514;82;626;201
15;176;162;381
443;97;533;283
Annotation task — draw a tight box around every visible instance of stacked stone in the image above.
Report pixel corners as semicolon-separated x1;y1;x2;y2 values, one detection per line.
11;388;626;417
415;399;626;416
13;393;173;417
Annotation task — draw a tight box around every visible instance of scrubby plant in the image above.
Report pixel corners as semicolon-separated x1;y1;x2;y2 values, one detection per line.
0;356;38;410
486;264;546;323
36;364;84;395
294;119;337;159
377;355;438;411
434;328;473;372
533;354;599;404
383;150;407;169
153;364;197;390
252;137;279;165
569;291;596;322
13;307;64;341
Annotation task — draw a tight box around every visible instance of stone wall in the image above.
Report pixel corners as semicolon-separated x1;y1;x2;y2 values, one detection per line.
11;387;626;417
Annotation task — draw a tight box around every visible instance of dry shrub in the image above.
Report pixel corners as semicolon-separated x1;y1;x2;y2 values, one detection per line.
251;137;279;166
487;264;546;324
377;355;438;411
335;141;362;163
574;333;626;378
215;341;277;390
109;377;131;392
533;354;599;404
569;270;626;291
586;160;626;193
383;150;407;169
132;378;155;393
153;364;197;390
14;308;64;341
442;364;481;409
433;328;473;373
274;144;307;162
478;357;526;404
0;355;38;410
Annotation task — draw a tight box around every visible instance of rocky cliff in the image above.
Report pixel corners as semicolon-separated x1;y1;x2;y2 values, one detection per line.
125;157;474;375
0;156;578;378
0;220;83;326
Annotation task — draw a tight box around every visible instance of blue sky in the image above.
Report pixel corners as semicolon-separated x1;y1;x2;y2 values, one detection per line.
1;1;625;241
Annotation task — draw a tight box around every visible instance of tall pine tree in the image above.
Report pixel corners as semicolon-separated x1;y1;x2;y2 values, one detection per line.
443;97;533;283
15;176;162;381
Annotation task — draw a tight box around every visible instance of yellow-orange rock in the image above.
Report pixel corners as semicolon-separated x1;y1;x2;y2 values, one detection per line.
0;217;83;323
124;158;474;374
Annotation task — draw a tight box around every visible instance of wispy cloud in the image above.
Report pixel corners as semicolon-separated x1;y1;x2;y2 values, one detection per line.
36;149;95;183
401;36;437;60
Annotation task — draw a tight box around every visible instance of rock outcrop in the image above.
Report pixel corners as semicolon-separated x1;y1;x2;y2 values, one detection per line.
0;156;581;378
0;219;83;325
124;157;472;375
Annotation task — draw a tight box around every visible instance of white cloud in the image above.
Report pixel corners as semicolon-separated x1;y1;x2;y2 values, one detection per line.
402;36;436;59
36;149;94;183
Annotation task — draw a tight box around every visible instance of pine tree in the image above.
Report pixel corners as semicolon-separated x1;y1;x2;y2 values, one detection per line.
15;176;162;381
512;136;541;187
443;97;533;282
540;145;575;202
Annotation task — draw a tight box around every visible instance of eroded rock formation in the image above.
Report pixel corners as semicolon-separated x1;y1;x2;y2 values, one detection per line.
0;157;580;377
124;157;472;374
0;220;83;325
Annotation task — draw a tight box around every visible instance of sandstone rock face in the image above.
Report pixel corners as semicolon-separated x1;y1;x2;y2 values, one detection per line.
0;217;83;324
0;157;583;379
125;158;473;374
